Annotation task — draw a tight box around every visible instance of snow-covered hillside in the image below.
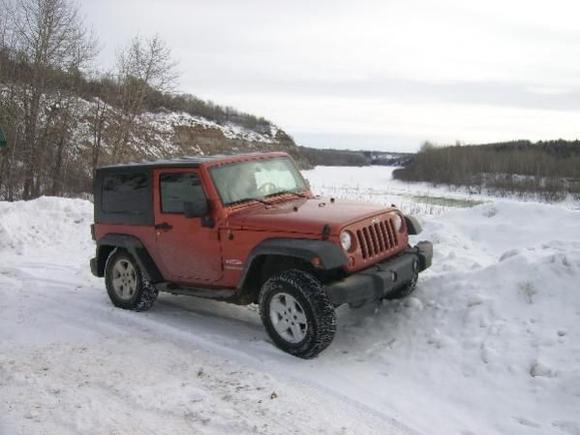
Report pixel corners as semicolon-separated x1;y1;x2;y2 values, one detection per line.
70;97;287;160
1;168;579;435
0;85;290;161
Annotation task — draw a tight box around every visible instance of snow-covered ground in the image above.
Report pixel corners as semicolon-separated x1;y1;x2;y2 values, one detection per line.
1;167;580;435
303;166;580;215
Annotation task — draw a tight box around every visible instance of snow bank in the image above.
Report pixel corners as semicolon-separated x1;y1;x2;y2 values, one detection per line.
330;200;580;434
0;197;93;260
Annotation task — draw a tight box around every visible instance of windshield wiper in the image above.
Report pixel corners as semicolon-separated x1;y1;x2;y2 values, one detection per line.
265;190;308;199
231;197;270;205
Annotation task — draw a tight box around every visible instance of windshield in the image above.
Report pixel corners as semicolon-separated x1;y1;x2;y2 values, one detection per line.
210;157;307;205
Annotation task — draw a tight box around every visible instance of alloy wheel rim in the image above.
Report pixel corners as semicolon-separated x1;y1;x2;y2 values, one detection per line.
112;259;137;300
269;292;308;344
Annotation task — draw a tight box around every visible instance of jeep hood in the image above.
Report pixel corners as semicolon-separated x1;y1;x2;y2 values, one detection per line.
228;198;395;235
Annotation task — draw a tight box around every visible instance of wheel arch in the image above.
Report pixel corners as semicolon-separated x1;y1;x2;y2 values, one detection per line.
235;238;347;304
95;234;163;283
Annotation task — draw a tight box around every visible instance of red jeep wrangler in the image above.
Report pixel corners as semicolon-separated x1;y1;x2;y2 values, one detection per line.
90;152;432;358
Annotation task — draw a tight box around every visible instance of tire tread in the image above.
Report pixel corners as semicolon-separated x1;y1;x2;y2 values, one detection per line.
259;269;336;358
105;250;158;311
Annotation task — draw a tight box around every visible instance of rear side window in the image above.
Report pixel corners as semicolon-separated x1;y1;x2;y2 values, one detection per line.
160;172;205;213
102;173;149;214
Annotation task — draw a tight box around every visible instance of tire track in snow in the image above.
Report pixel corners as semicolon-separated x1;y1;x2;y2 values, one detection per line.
1;260;412;435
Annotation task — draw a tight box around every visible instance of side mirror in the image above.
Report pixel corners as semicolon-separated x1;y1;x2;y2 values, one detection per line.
183;199;209;219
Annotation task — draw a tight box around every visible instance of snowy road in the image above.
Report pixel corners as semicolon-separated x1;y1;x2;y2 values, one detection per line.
0;258;409;435
2;168;580;435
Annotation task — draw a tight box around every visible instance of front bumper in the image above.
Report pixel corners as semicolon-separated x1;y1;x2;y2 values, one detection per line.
325;241;433;306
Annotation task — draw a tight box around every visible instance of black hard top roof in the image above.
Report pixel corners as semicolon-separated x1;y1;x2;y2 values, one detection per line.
96;156;217;172
95;152;287;172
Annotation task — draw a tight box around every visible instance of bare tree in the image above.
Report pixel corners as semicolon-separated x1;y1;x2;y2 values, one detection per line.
0;1;9;50
4;0;96;198
118;35;177;96
0;2;22;200
111;34;177;161
89;95;109;171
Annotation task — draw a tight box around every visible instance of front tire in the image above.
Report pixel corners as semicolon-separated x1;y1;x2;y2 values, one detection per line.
259;269;336;359
105;250;158;311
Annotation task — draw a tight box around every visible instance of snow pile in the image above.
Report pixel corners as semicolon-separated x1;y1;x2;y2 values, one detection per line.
328;200;580;434
1;182;579;434
0;197;93;260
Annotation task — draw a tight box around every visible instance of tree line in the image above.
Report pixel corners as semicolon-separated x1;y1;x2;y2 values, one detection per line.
0;0;275;201
393;140;580;201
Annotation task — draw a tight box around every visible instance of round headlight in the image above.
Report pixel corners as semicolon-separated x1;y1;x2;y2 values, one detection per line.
392;214;403;232
340;231;352;251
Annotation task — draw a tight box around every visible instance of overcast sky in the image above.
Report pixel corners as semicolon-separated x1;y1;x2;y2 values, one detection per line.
79;0;580;152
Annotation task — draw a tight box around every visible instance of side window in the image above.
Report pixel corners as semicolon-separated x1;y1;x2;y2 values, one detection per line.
160;172;205;214
102;172;149;214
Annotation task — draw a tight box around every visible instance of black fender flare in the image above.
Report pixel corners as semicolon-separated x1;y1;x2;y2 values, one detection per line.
405;215;423;235
95;234;163;283
237;238;348;290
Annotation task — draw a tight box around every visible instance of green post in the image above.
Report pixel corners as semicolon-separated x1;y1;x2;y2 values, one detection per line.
0;127;7;149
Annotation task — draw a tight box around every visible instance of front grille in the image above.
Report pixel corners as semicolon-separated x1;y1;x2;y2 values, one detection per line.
356;218;399;260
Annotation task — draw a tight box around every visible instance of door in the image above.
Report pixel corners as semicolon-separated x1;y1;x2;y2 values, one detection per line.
153;168;222;284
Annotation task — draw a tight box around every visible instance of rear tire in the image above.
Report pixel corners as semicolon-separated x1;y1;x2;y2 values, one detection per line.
105;250;158;311
259;269;336;359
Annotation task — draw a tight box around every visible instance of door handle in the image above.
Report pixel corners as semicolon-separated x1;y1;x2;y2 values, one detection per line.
155;222;173;231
